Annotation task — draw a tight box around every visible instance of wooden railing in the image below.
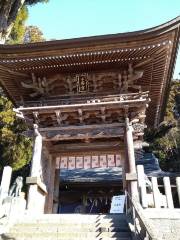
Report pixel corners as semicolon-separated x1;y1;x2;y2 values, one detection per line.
137;165;180;209
125;191;159;240
20;91;149;107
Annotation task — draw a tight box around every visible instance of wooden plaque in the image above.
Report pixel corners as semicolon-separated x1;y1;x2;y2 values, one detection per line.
68;157;76;169
76;156;83;168
99;155;107;167
60;157;68;169
116;154;122;167
107;154;115;167
84;156;91;169
91;155;99;168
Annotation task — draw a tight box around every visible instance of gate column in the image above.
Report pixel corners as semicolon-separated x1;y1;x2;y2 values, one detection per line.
26;124;47;214
124;117;138;199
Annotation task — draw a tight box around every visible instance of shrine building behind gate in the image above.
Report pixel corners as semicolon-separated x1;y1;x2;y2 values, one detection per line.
0;17;179;214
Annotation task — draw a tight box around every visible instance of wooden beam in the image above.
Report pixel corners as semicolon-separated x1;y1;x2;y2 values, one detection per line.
17;97;149;113
50;140;122;154
23;123;145;142
44;130;124;141
39;122;125;132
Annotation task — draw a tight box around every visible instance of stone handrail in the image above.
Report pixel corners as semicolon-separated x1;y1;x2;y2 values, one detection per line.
125;191;160;240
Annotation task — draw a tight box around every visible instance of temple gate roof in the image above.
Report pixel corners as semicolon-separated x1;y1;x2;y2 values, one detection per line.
0;17;179;127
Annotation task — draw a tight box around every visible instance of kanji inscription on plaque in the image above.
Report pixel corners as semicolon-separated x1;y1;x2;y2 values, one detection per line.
76;74;89;93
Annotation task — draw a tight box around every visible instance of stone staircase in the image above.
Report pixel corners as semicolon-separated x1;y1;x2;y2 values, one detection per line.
1;214;132;240
144;208;180;240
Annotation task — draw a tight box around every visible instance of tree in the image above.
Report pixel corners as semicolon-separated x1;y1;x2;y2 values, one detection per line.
145;80;180;172
24;25;45;43
6;6;28;44
0;95;32;172
0;0;48;43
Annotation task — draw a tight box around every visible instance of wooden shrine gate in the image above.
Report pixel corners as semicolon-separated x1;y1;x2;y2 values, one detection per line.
0;17;179;215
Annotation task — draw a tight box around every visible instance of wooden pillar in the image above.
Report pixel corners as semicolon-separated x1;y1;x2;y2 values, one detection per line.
46;157;56;213
27;124;47;213
53;169;60;213
125;117;138;198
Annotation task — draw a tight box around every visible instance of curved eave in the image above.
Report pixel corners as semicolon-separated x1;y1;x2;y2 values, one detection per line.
159;20;180;123
0;17;179;127
0;16;179;54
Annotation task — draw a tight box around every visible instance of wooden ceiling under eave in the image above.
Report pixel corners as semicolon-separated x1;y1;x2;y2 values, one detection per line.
0;17;179;128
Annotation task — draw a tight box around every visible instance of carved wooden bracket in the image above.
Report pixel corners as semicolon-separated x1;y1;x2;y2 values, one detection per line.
21;73;59;98
21;63;144;99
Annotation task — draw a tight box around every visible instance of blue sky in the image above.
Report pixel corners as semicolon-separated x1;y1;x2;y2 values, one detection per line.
27;0;180;78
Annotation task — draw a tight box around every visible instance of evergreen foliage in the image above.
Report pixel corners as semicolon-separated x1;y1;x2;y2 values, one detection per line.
0;95;32;172
0;0;49;42
145;80;180;172
7;6;28;44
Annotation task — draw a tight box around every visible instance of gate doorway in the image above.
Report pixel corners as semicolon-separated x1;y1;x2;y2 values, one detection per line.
57;164;124;214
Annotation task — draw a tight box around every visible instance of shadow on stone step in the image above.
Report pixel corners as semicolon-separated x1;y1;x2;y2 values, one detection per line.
0;234;15;240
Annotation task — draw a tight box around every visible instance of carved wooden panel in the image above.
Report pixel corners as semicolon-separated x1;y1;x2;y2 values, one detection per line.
21;64;143;100
36;107;126;127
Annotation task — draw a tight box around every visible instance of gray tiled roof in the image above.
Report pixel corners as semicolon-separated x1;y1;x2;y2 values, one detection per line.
60;153;178;184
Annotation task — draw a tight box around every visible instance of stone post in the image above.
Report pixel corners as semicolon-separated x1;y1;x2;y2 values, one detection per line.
27;124;47;214
125;117;138;198
0;166;12;204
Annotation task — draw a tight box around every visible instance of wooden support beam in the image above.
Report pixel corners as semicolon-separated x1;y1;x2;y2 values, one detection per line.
50;140;122;154
23;121;145;142
24;123;124;140
40;123;124;131
45;131;123;141
17;97;149;113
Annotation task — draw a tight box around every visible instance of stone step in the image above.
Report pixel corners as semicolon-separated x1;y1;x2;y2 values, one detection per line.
10;226;130;233
16;219;126;224
1;235;131;240
2;214;132;240
144;209;180;219
20;214;127;221
3;231;132;239
12;221;129;227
